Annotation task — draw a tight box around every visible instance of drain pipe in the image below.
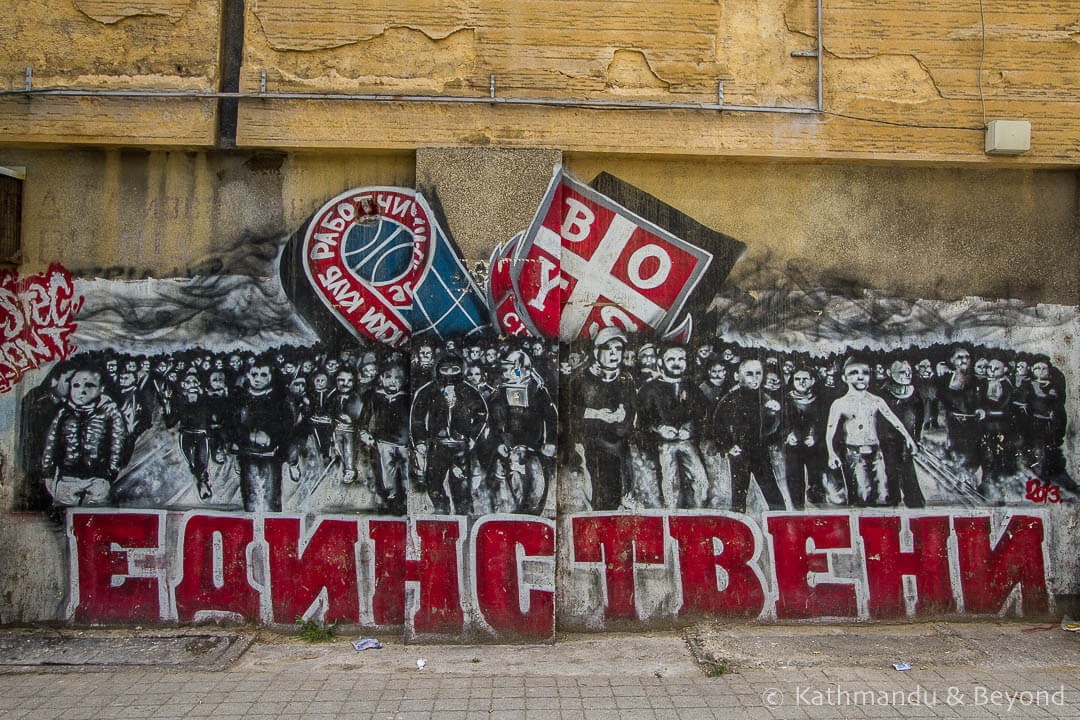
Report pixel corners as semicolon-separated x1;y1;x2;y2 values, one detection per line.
0;87;820;115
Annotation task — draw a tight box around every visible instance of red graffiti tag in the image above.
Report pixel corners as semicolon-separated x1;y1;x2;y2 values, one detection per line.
1025;478;1061;504
0;264;82;392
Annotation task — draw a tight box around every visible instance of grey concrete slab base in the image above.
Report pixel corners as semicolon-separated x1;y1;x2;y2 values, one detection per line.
0;629;253;673
415;146;562;267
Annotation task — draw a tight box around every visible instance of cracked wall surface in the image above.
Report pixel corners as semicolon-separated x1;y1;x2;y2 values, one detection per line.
1;0;219;88
0;0;222;144
0;0;1077;162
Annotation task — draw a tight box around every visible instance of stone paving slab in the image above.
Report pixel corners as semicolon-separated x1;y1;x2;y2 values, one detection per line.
0;624;1078;718
0;630;252;673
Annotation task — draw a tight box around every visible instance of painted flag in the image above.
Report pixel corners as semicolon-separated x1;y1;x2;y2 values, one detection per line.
509;167;741;342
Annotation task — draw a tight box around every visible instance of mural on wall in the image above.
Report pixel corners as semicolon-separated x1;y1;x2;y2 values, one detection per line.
409;336;559;518
11;164;1078;633
559;334;1073;513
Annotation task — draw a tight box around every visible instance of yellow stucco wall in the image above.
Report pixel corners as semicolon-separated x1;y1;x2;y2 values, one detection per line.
2;146;1075;307
235;0;1080;165
0;148;414;278
0;1;1077;164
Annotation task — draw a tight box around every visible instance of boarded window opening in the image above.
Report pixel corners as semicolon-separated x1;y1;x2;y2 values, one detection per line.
0;166;24;264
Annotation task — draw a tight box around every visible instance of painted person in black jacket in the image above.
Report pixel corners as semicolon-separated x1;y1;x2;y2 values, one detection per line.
488;350;557;515
780;367;828;509
714;358;785;513
410;356;488;515
359;363;410;515
228;360;293;512
163;372;215;501
41;366;126;507
571;327;636;511
637;345;708;508
880;360;926;507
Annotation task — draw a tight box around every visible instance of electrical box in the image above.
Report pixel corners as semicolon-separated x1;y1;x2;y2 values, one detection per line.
985;120;1031;155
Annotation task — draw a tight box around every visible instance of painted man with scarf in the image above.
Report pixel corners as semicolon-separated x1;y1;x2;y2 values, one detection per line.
637;344;709;508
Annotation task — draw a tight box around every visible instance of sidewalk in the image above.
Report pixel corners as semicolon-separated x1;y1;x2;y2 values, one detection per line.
1;622;1079;719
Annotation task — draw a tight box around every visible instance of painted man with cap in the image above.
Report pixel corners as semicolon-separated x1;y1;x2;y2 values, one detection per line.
571;327;637;511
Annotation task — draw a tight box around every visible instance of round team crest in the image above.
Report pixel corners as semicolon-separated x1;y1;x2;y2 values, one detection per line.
300;187;434;347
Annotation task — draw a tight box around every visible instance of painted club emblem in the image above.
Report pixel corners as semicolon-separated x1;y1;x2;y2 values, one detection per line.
509;169;714;342
298;187;491;348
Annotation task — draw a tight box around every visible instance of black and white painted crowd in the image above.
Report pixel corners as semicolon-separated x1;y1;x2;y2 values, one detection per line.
18;338;559;517
18;329;1072;515
560;329;1073;512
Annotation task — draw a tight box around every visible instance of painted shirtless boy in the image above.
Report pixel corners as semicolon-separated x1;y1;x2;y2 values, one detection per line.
825;357;919;506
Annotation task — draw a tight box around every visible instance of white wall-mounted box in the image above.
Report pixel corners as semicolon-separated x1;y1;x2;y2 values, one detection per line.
985;120;1031;155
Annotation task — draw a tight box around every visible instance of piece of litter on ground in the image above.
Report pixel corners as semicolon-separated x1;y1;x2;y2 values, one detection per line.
1062;617;1080;632
352;638;382;651
417;658;426;670
1021;624;1059;632
893;662;912;671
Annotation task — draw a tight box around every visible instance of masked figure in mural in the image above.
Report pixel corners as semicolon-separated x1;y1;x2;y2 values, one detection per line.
571;328;636;511
162;372;215;501
880;359;926;507
410;356;488;515
114;366;153;465
487;350;558;515
1021;358;1069;482
637;345;709;508
228;359;293;512
41;365;127;507
826;357;919;506
937;346;984;469
331;368;368;485
306;370;336;461
359;363;409;515
914;358;942;430
780;366;829;509
714;358;785;513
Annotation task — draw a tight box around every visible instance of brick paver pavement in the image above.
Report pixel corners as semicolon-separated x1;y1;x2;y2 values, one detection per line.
2;661;1080;719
